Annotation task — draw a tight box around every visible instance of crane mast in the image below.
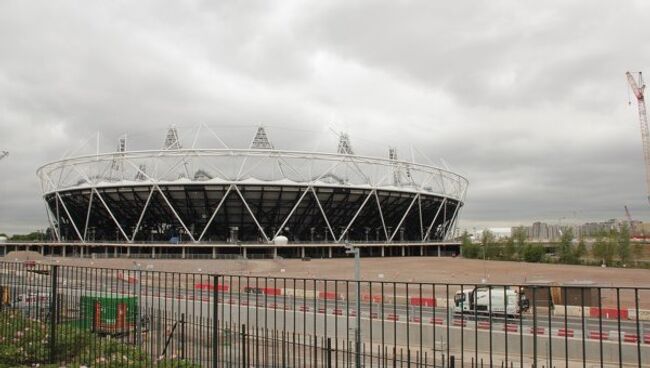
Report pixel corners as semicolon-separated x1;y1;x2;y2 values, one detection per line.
626;71;650;204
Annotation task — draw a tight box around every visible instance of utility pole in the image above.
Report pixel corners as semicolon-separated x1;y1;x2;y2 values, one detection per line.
344;243;361;368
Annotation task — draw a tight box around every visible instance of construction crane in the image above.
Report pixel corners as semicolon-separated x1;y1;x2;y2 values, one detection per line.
624;205;634;223
626;71;650;204
0;151;8;161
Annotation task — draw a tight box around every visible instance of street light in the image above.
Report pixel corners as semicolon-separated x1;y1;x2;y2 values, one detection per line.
344;243;361;368
132;261;142;346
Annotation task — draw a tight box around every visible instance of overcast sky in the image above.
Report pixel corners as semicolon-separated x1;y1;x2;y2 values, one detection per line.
1;1;650;234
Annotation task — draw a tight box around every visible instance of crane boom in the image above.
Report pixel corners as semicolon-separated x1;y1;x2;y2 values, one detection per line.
626;71;650;204
0;151;8;160
624;205;633;223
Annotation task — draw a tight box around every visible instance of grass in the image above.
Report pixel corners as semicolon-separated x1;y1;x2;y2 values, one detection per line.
0;309;200;367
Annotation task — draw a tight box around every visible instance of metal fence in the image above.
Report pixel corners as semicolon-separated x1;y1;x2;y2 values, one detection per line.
0;261;648;367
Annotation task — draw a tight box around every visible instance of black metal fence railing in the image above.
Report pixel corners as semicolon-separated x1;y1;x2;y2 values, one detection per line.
0;261;648;367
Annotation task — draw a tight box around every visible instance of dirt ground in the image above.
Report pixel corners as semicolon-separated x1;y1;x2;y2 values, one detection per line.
15;255;649;287
4;255;650;307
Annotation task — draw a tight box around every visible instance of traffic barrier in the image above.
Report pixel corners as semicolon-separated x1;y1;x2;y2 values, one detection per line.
116;272;138;284
452;319;467;327
318;291;339;300
477;321;491;330
369;312;378;319
386;314;399;321
627;309;650;321
503;324;518;332
589;307;628;320
332;308;343;316
558;328;574;337
553;305;583;317
624;333;638;343
409;316;421;323
588;331;609;340
644;334;650;344
530;327;545;335
430;317;444;325
298;305;309;312
194;283;229;292
283;288;316;298
410;297;436;307
262;287;282;296
362;293;384;303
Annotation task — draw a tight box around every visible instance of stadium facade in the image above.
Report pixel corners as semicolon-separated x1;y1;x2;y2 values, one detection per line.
33;126;468;258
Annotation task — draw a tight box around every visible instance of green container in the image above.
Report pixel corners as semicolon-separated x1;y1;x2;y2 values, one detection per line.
79;294;138;333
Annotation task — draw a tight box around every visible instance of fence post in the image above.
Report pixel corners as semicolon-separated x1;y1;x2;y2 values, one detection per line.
327;337;332;368
180;313;186;360
48;265;58;363
212;274;219;368
241;324;247;368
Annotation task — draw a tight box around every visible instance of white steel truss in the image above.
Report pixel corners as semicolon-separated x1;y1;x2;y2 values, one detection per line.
37;127;468;244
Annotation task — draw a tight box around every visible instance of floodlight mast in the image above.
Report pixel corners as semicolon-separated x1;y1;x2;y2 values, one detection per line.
345;243;361;368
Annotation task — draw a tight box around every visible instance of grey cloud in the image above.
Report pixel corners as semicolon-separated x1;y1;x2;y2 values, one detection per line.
1;0;649;234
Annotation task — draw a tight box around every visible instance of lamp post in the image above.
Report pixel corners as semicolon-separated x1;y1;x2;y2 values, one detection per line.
133;261;142;346
344;243;361;368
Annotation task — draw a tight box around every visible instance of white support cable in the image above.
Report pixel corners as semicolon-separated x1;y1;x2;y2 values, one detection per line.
54;193;61;240
236;155;250;180
374;191;389;240
155;184;197;243
55;192;85;243
423;198;447;241
444;201;462;240
310;187;336;241
43;200;61;241
447;205;463;241
233;184;270;243
336;189;375;243
130;186;156;242
201;122;230;149
417;194;424;240
83;190;94;241
388;193;420;242
197;185;234;242
272;186;311;240
189;153;230;181
191;124;202;149
92;188;130;242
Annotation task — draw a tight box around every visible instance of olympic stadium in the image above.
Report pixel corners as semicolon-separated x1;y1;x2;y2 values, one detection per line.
31;126;468;258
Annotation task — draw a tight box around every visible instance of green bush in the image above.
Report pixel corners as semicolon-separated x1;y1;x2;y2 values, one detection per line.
0;310;201;367
462;242;482;259
523;244;546;263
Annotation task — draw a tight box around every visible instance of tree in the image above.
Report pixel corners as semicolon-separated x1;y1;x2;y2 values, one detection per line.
9;231;44;241
592;230;616;266
574;238;587;261
481;229;496;260
460;231;481;259
558;228;576;264
632;241;644;265
512;226;528;257
617;225;632;265
523;244;546;262
503;236;516;260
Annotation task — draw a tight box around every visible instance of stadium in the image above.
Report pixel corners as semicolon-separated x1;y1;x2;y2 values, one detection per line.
34;126;468;258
